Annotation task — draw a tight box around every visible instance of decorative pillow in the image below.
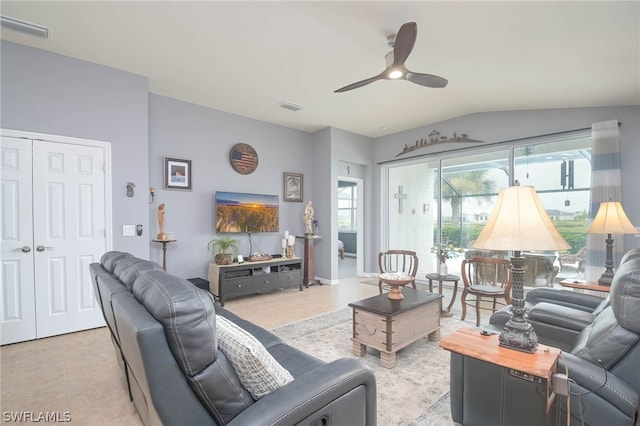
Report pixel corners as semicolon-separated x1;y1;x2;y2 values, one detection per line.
216;315;293;399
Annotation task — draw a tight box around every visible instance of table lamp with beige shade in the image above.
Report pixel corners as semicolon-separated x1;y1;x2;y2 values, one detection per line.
586;200;638;286
471;182;570;354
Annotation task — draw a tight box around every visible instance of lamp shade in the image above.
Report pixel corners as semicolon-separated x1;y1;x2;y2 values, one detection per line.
586;201;638;235
472;185;570;252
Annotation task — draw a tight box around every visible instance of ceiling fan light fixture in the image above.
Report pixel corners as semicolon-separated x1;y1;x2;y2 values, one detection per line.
388;69;403;79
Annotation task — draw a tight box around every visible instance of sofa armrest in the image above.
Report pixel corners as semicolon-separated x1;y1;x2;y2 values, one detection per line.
557;353;639;424
525;288;603;312
229;358;376;426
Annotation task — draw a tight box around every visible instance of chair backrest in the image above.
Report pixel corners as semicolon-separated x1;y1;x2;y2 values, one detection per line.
522;255;558;287
461;256;513;292
378;250;419;277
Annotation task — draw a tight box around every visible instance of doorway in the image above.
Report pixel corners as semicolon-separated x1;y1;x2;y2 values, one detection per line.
1;130;111;345
338;178;363;279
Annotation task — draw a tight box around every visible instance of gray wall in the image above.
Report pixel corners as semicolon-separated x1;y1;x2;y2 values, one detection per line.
310;128;333;281
3;41;638;282
1;41;150;258
370;106;640;272
148;94;313;278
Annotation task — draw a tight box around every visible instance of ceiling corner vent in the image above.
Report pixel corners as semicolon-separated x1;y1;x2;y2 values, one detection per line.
277;100;303;112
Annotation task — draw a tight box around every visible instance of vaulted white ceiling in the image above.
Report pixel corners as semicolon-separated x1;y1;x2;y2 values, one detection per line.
2;1;638;138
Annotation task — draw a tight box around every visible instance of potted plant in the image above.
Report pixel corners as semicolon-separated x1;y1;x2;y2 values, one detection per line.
208;236;239;265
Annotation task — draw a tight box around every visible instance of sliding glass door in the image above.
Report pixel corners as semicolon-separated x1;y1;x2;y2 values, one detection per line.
384;135;591;279
440;150;510;273
387;161;438;276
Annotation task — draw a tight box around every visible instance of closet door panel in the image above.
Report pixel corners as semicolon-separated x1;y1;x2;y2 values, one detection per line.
0;136;36;344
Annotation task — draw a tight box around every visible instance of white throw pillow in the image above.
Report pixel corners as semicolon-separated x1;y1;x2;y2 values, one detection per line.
216;315;293;399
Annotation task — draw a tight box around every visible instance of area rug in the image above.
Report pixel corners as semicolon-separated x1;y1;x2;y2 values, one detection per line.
272;308;471;425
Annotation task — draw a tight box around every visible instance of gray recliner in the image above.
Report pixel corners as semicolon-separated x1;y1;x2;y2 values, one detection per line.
489;248;640;351
485;251;640;425
489;287;606;351
553;257;640;426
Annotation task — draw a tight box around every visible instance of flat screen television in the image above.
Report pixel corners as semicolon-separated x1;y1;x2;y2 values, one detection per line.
215;191;279;233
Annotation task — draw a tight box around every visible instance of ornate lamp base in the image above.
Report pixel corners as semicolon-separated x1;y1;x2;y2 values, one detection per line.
499;253;538;354
499;317;538;354
597;271;615;286
597;234;615;286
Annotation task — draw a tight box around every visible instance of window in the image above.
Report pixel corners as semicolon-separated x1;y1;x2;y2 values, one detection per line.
441;150;510;250
514;138;592;254
338;183;357;231
384;133;592;276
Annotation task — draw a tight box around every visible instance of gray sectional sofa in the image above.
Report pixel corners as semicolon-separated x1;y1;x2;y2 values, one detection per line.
90;251;376;426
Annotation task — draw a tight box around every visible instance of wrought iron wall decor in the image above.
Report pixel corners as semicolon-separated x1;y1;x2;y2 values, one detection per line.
396;130;483;157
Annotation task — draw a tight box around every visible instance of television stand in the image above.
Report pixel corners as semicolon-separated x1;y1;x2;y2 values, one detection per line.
208;257;303;306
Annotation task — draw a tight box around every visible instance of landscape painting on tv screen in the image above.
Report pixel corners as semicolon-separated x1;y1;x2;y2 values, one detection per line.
215;191;279;233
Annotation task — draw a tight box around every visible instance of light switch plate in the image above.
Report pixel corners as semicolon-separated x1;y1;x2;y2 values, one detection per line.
123;225;136;236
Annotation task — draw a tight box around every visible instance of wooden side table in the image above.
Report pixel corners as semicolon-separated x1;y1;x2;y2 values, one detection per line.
425;273;460;317
440;327;561;425
152;239;176;271
559;279;610;293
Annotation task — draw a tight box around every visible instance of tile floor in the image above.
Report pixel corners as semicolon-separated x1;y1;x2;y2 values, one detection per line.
0;277;468;425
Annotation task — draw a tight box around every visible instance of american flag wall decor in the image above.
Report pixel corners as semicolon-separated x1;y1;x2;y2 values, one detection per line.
229;143;259;174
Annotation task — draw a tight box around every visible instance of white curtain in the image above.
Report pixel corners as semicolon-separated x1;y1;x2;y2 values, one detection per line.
585;119;623;281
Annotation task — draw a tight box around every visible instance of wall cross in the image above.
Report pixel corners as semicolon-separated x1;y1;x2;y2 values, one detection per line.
394;185;407;213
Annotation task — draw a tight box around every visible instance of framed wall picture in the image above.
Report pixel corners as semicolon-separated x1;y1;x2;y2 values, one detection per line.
164;157;192;191
284;172;303;202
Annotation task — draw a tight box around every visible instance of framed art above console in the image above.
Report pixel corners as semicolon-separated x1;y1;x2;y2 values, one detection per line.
284;172;303;202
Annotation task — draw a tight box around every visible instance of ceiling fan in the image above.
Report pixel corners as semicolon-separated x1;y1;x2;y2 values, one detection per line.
334;22;448;93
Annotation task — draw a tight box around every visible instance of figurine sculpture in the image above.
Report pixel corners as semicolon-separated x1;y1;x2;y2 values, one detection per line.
157;203;167;240
304;201;314;235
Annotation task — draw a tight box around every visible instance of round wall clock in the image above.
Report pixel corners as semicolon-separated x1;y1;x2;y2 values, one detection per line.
229;143;258;175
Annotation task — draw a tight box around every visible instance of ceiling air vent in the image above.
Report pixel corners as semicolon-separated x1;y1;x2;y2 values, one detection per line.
277;100;303;112
1;16;50;38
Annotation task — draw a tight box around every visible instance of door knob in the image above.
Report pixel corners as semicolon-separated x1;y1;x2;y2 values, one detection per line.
20;246;31;253
36;245;53;252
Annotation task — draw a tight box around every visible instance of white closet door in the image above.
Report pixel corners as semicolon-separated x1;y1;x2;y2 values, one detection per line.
0;136;37;344
32;140;106;338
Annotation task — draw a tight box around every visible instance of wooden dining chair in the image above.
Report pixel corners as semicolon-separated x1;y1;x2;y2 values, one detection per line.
378;250;419;294
460;256;513;326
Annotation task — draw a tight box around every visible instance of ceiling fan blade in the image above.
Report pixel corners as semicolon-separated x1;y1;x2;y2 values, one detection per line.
405;71;448;88
392;22;417;66
334;74;383;93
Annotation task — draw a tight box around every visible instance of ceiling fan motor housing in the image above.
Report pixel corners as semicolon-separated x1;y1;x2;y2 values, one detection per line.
385;50;395;68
